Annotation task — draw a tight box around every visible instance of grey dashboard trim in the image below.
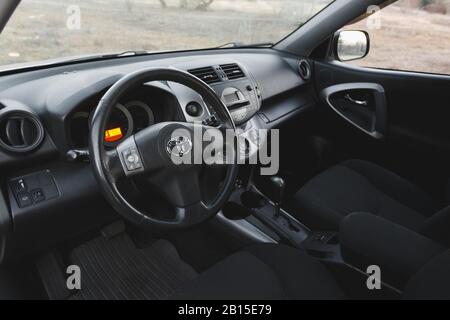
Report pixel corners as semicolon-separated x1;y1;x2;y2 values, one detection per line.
167;81;212;123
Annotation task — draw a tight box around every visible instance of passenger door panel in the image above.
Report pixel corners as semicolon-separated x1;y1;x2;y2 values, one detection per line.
321;82;387;139
314;61;450;198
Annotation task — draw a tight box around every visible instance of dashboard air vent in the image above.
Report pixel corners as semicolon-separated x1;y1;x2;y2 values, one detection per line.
220;63;245;80
0;111;44;153
298;59;311;81
188;66;221;84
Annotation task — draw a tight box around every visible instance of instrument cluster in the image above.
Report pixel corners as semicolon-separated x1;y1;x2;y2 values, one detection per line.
70;100;155;149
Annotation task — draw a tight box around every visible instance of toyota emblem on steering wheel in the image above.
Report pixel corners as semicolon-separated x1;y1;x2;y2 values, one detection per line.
167;136;193;158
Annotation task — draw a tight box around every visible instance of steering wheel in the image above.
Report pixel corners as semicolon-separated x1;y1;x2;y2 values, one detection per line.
89;68;238;229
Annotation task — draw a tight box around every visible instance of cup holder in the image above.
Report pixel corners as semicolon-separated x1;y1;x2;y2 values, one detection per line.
222;202;252;221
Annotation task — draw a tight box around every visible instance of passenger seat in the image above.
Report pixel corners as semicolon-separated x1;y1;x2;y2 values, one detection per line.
289;160;450;246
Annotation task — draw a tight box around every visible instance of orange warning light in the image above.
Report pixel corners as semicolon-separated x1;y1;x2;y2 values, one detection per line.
105;127;123;143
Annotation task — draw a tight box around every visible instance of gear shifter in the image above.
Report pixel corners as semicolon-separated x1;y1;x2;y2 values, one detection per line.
270;176;285;218
246;176;309;248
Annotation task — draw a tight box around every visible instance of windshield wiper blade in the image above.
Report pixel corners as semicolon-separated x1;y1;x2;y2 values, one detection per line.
217;42;273;48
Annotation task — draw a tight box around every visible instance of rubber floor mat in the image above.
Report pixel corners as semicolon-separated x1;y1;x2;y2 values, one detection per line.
65;234;197;300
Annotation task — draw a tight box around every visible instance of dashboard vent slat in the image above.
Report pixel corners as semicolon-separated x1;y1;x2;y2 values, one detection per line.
188;66;221;84
0;111;44;153
220;63;246;80
5;118;23;146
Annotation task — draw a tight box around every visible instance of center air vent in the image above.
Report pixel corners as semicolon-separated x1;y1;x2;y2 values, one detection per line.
0;111;44;153
188;66;220;84
220;63;245;80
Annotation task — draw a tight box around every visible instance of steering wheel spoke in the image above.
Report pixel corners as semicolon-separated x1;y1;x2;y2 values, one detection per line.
105;149;126;182
150;168;203;208
174;201;210;227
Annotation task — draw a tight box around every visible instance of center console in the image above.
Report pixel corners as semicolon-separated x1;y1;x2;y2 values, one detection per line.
211;67;262;125
220;173;313;247
226;184;342;259
219;169;447;294
174;60;262;126
230;182;448;292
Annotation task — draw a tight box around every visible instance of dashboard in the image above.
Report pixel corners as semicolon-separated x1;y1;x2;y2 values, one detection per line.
67;61;264;150
0;48;315;261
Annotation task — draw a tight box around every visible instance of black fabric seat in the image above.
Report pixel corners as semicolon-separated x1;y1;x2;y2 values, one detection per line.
171;244;345;300
171;244;450;300
290;159;438;231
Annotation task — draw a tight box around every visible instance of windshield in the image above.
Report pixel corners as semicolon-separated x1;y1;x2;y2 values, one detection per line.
0;0;333;68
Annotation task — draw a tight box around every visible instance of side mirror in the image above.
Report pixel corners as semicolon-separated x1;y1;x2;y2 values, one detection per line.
334;30;370;62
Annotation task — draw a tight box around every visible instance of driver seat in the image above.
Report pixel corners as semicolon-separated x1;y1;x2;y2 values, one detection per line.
171;244;450;300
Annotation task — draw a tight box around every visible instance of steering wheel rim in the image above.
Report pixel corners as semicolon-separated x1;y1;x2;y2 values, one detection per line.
89;67;238;229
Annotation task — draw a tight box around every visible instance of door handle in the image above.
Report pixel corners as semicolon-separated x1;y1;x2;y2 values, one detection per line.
321;82;387;139
344;94;369;106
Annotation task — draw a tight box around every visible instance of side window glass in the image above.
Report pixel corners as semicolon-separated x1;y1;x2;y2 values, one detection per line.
342;0;450;75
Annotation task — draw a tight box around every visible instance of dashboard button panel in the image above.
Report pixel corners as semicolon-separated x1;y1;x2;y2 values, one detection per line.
31;189;46;203
12;179;27;193
17;192;33;208
9;170;59;208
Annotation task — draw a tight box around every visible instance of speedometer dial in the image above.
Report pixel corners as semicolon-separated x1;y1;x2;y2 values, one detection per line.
125;101;155;132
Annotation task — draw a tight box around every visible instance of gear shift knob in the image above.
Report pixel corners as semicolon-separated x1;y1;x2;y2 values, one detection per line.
270;176;285;218
270;176;285;205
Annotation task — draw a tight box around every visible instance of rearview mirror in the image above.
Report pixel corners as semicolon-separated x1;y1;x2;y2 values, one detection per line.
335;30;370;62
